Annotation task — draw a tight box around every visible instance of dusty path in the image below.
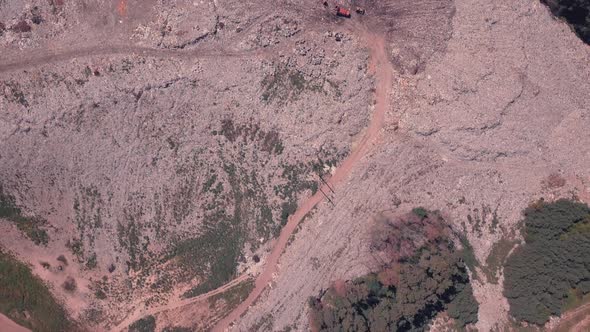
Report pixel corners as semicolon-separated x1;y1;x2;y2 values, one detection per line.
112;274;251;331
554;302;590;332
212;27;393;332
0;42;289;74
0;314;31;332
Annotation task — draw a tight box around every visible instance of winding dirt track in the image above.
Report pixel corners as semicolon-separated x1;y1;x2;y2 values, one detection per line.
0;44;284;75
554;302;590;332
212;27;393;332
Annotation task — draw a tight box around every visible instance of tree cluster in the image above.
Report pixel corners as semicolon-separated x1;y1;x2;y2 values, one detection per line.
504;199;590;325
541;0;590;44
309;209;478;331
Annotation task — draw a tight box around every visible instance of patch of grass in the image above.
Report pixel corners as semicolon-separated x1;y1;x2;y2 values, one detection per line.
176;219;243;298
177;162;258;298
261;66;321;103
459;235;479;280
0;188;48;246
562;288;590;311
218;119;284;155
0;250;73;331
482;238;518;284
208;279;254;309
117;219;148;272
71;185;105;261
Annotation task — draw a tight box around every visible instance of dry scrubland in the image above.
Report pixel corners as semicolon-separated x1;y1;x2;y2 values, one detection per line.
0;0;589;331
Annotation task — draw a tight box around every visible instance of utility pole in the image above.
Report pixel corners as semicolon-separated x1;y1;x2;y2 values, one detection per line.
318;186;335;207
318;173;335;194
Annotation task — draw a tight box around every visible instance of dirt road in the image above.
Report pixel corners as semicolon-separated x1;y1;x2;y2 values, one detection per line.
212;27;393;332
112;274;251;331
554;302;590;332
0;42;290;74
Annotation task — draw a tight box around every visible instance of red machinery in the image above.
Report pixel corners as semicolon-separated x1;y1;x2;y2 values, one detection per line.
335;6;351;18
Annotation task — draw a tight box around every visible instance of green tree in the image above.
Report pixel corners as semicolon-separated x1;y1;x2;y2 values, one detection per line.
504;199;590;325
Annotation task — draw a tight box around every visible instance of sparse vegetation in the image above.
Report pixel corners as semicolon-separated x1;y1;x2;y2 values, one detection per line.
0;187;48;245
1;81;29;106
66;238;84;262
309;209;478;331
208;279;255;309
459;234;479;280
95;288;107;300
482;238;518;284
176;219;243;298
218;119;284;155
504;199;590;325
261;65;324;103
0;250;72;331
117;219;147;272
85;252;97;270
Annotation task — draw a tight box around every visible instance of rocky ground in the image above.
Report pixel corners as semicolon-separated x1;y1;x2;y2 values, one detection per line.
231;0;590;331
0;0;589;331
0;0;373;330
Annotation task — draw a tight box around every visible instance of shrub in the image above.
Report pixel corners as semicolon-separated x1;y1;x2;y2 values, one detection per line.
85;253;97;270
129;315;156;332
62;277;77;292
411;207;428;219
11;21;31;33
57;255;68;265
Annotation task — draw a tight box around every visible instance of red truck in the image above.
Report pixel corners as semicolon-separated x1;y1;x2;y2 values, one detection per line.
335;6;351;18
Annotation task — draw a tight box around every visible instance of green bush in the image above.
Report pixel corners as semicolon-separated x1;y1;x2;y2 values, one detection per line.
504;199;590;325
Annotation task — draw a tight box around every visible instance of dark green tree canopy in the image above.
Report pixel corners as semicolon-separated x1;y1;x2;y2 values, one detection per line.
309;209;478;331
504;199;590;325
